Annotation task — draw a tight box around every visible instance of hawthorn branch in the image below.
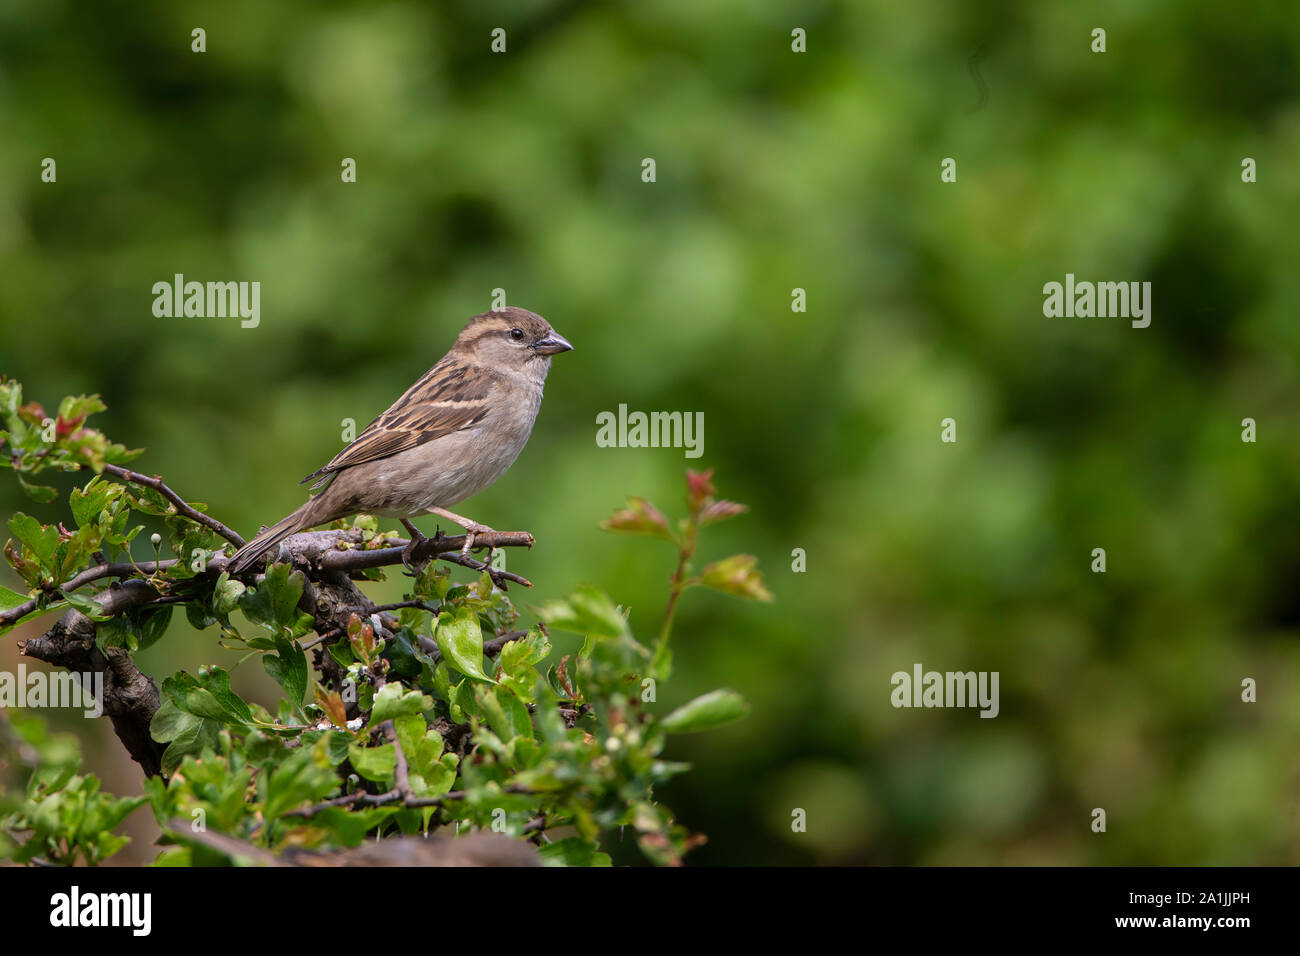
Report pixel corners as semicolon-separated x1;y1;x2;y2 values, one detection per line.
371;600;441;615
216;527;535;588
383;720;416;802
282;784;537;820
2;507;539;782
101;463;245;547
313;530;535;589
2;527;536;632
0;559;179;630
17;579;167;777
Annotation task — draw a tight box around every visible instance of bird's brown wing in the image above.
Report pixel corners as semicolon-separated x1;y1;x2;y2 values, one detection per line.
301;357;491;486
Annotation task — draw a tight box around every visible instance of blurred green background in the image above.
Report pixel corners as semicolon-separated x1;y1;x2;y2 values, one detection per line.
2;0;1299;865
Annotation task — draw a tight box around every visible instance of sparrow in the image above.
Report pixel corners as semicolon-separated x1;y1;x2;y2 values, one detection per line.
228;307;572;573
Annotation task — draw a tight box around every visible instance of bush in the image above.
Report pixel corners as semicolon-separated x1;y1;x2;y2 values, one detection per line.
0;379;769;866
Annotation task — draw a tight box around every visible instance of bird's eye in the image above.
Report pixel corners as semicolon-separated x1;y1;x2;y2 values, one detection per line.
509;328;524;341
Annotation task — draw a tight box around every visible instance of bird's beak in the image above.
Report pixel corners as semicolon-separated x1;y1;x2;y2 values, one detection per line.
533;331;574;356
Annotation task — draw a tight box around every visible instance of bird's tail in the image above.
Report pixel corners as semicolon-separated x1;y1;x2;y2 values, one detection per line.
227;498;328;573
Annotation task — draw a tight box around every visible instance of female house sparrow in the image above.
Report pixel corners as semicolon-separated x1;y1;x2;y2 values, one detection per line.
228;307;572;572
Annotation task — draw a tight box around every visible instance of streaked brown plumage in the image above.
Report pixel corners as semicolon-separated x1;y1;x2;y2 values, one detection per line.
228;307;572;572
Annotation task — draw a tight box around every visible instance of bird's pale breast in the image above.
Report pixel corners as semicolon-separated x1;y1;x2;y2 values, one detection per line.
364;379;543;517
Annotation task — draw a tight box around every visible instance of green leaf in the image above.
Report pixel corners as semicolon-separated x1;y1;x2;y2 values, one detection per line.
326;641;354;668
178;685;238;725
423;752;459;796
391;715;453;796
599;496;676;541
384;626;426;679
186;602;217;630
478;687;533;743
392;714;429;759
697;554;773;602
434;607;492;683
58;393;107;424
97;614;138;652
539;837;612;867
347;742;397;782
135;605;173;650
79;792;147;840
531;679;569;745
8;513;59;566
150;699;201;743
159;717;220;774
211;572;246;616
535;586;630;639
302;806;400;847
60;589;110;621
265;563;307;623
70;479;113;528
660;688;750;733
263;739;341;820
433;661;452;703
124;484;170;516
16;473;58;503
454;678;480;720
370;683;432;723
198;667;255;725
239;563;312;636
159;669;252;728
264;637;308;707
0;379;22;419
0;584;28;612
244;729;289;766
497;629;551;702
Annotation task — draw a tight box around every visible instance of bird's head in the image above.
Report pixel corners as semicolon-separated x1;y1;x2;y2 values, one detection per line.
453;307;573;376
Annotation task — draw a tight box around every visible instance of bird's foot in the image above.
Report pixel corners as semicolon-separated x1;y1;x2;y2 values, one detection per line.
459;521;497;558
423;507;502;565
400;519;431;576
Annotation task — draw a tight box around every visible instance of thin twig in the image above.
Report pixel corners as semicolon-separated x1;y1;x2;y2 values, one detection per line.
382;720;415;801
433;550;532;589
652;542;694;676
282;784;535;820
371;600;441;615
101;463;245;547
0;559;180;629
326;530;534;566
3;526;537;632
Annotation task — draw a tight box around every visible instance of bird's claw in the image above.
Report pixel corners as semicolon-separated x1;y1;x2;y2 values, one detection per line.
400;520;431;576
401;543;430;577
460;523;496;556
